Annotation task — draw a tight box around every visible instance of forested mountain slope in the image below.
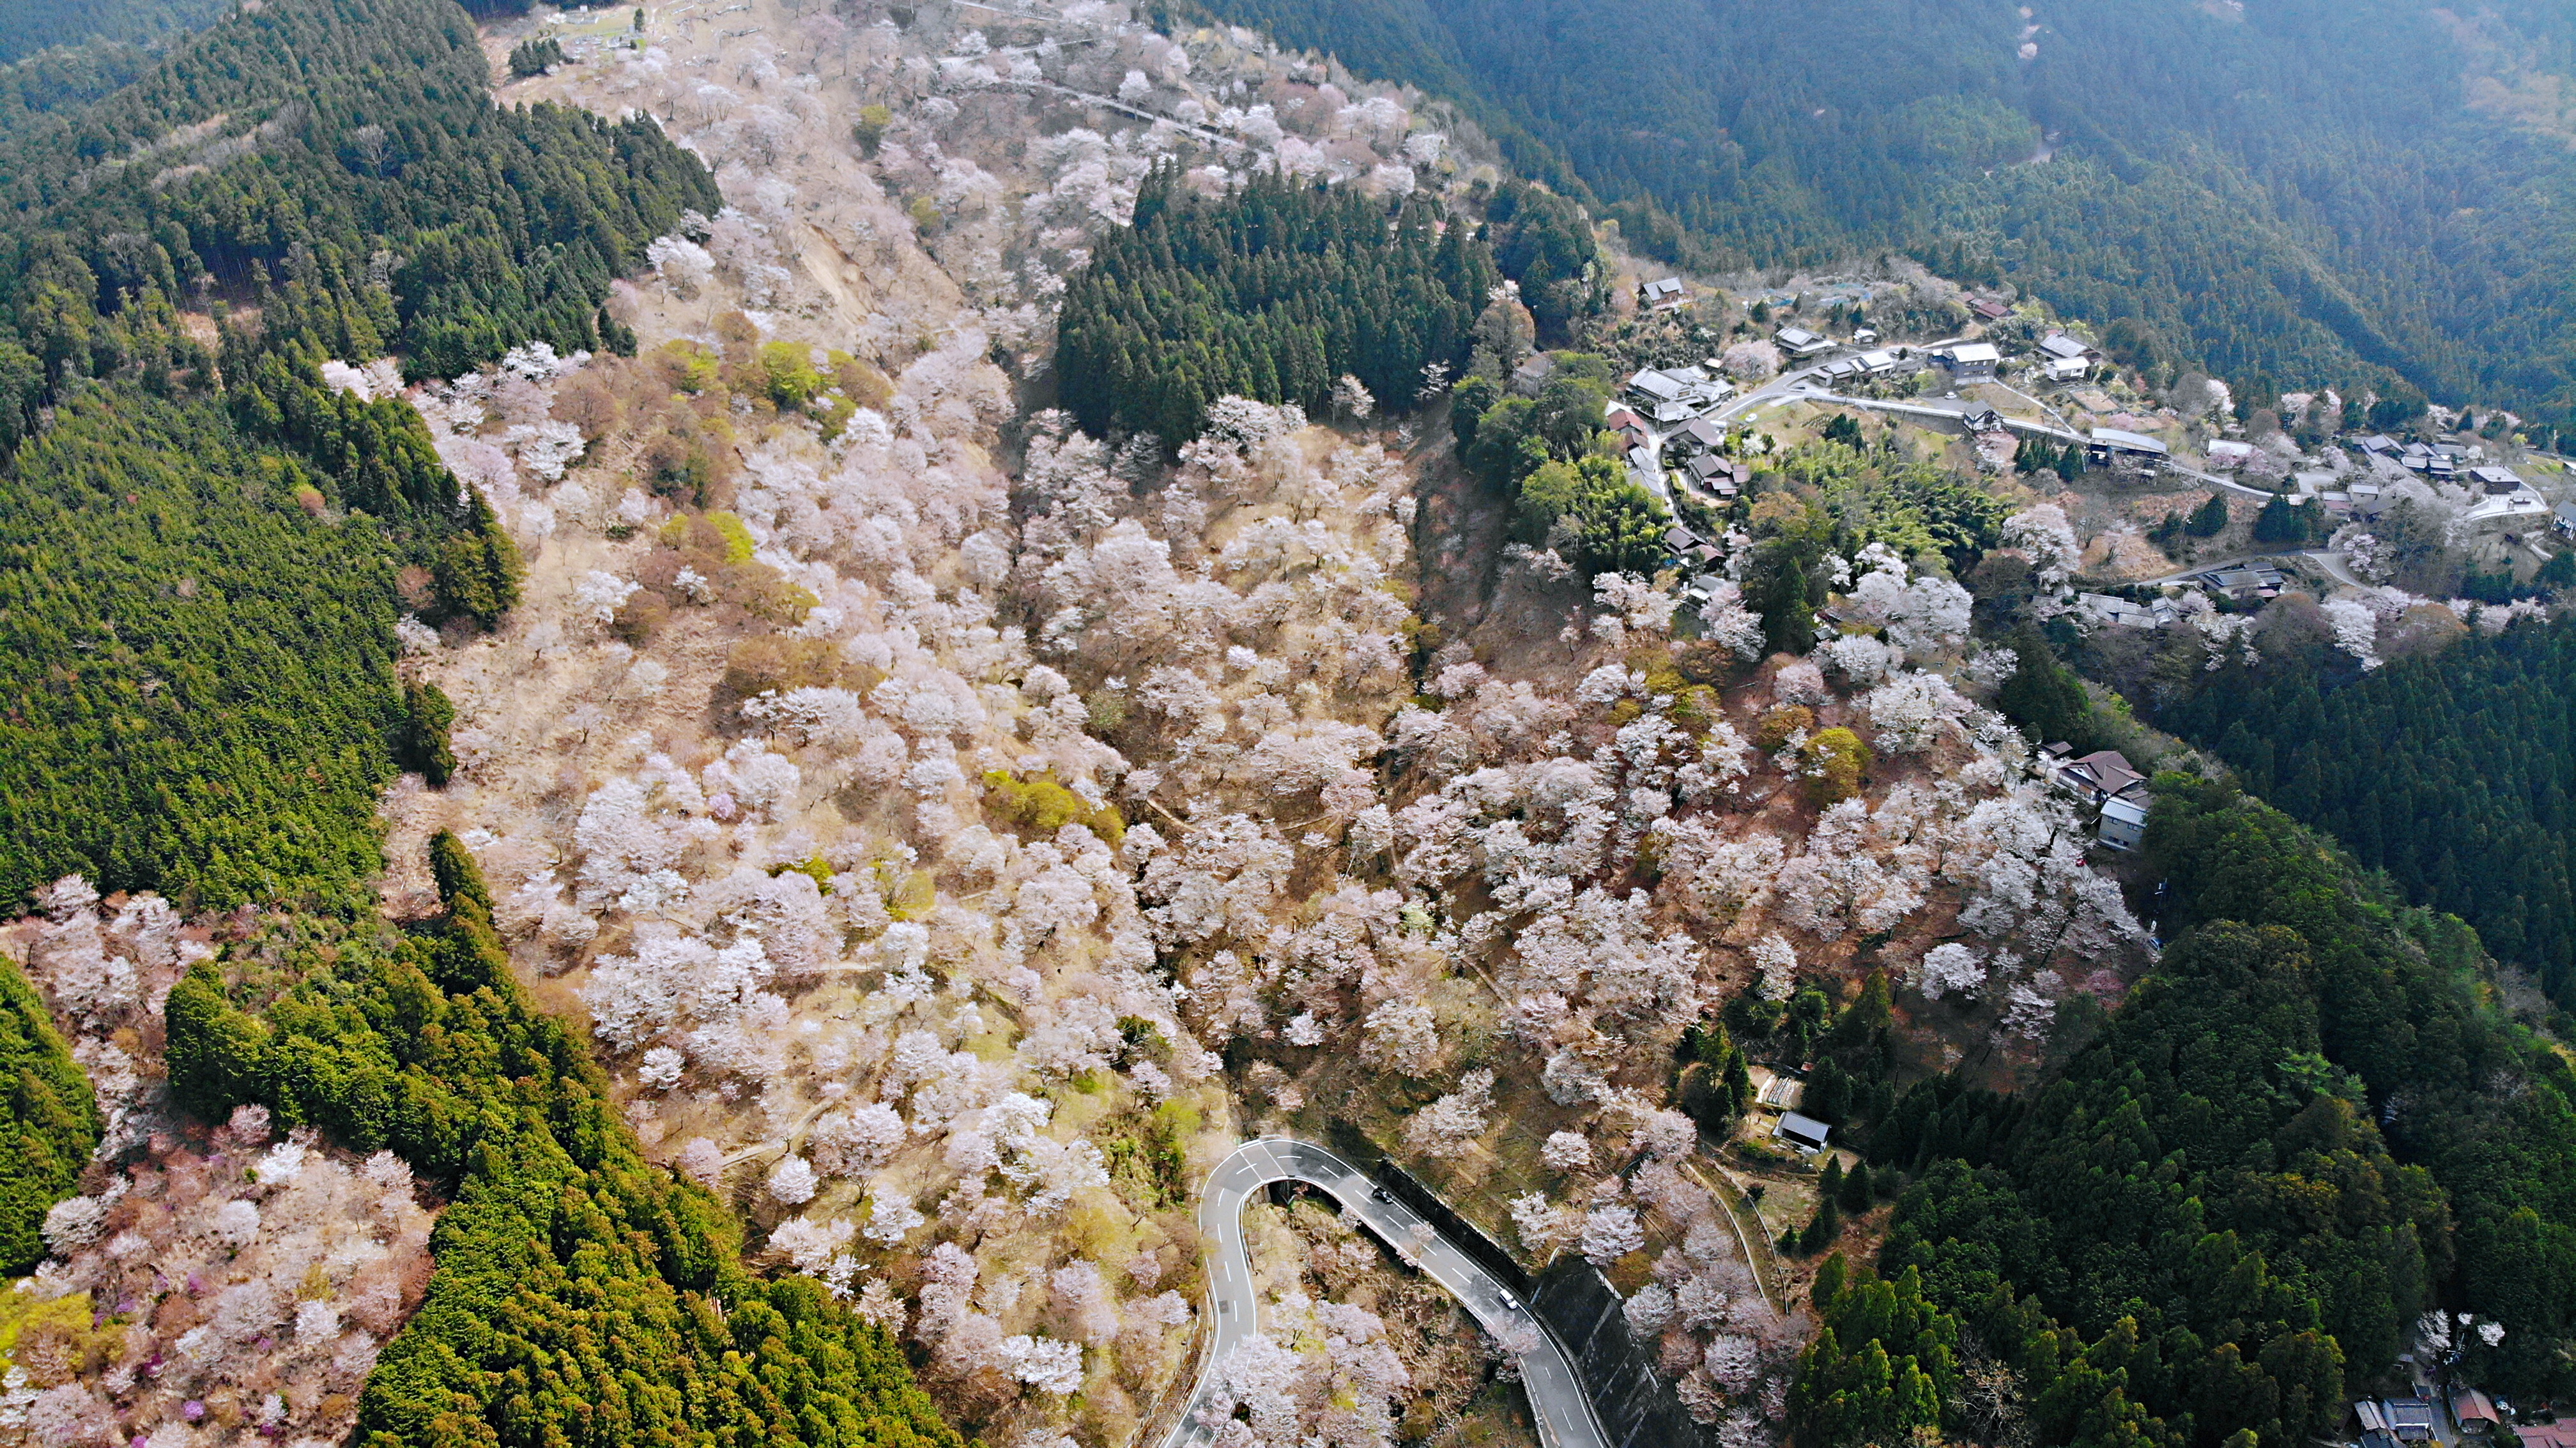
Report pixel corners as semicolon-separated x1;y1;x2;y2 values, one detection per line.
0;0;977;1440
1;0;226;66
1794;775;2576;1448
1184;0;2576;424
2165;614;2576;1002
0;0;716;910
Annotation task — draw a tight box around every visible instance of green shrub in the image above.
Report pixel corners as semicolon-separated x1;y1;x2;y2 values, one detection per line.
983;769;1126;847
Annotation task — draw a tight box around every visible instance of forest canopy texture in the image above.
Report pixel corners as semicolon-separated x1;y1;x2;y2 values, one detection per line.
0;0;226;66
2165;615;2576;1003
0;2;980;1441
1791;775;2576;1448
1054;166;1498;442
1181;0;2576;426
0;0;716;910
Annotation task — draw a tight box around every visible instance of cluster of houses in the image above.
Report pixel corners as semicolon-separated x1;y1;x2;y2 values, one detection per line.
2076;560;2284;641
1802;339;1909;387
2207;436;2526;491
1924;332;2097;386
2354;433;2520;487
2355;1389;2522;1448
2209;431;2557;535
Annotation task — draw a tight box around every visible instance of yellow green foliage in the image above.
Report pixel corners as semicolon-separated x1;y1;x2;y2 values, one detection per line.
1757;703;1816;750
1670;683;1721;730
656;339;720;394
0;1288;112;1379
703;510;756;563
884;866;937;920
810;392;856;443
657;512;812;626
1805;726;1871;805
983;769;1126;847
769;854;832;893
754;341;825;411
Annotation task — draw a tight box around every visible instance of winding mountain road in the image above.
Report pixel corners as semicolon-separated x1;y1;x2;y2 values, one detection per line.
1161;1137;1609;1448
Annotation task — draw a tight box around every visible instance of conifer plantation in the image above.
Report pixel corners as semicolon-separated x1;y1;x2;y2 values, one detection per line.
2167;617;2576;998
1055;165;1496;442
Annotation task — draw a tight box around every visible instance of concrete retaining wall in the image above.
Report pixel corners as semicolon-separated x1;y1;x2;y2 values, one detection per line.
1326;1123;1715;1448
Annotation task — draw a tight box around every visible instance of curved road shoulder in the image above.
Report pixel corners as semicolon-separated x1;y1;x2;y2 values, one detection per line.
1161;1136;1609;1448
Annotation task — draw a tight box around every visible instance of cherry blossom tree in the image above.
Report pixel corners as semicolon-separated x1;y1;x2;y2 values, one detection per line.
1919;943;1987;1000
1541;1131;1593;1173
1581;1204;1646;1266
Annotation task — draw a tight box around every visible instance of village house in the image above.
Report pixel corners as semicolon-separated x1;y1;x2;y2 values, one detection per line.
2469;464;2526;496
2201;561;2287;600
1639;276;1688;309
1931;342;2001;381
2037;333;2094;381
1687;453;1747;498
2097;795;2150;852
1774;324;1834;359
2077;592;2179;629
2050;749;2150;809
1625;367;1686;407
1773;1111;1832;1155
2515;1418;2576;1448
1673;418;1726;454
2087;427;2170;466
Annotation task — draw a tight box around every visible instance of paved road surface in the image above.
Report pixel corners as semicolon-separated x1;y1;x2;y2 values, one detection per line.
1160;1137;1609;1448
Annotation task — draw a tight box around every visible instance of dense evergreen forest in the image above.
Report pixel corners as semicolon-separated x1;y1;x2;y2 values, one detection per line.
1793;776;2576;1446
0;390;408;913
0;36;173;142
167;838;967;1448
0;0;717;909
1;0;225;66
0;954;101;1277
2165;616;2576;1002
1181;0;2576;425
1054;166;1496;441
